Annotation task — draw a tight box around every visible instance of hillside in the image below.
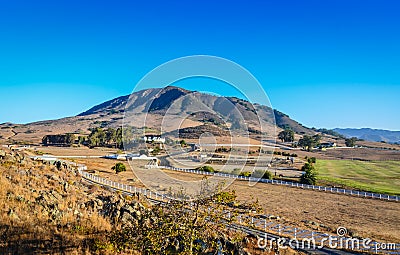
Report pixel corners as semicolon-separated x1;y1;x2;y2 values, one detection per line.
0;86;314;144
334;128;400;144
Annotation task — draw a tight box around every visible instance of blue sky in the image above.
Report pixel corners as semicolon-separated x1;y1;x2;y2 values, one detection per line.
0;0;399;130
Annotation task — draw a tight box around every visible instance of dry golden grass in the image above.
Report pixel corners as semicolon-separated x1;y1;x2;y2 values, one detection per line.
0;149;114;254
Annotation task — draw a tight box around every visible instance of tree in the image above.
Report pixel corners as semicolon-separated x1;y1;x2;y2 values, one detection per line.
263;170;273;180
42;134;75;146
151;147;160;155
298;135;321;151
105;128;117;146
77;136;86;145
307;157;316;164
88;127;106;147
345;137;357;147
278;129;294;142
65;133;75;146
300;162;317;185
112;162;126;174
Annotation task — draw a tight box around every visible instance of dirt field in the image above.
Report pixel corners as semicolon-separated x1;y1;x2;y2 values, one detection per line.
159;170;400;244
69;156;400;244
31;146;400;244
35;146;120;156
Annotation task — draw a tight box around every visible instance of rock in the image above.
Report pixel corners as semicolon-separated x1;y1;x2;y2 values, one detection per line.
63;182;69;192
50;190;63;201
45;174;62;183
15;195;25;202
7;209;19;220
311;221;320;227
96;199;103;207
134;210;141;219
268;215;280;220
4;154;16;162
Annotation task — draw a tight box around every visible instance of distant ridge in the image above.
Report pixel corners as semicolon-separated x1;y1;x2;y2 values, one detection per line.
334;128;400;144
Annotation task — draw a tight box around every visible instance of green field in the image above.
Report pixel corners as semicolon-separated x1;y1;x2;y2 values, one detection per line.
315;160;400;195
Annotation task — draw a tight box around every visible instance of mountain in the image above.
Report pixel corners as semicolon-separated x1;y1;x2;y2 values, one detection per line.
0;86;314;143
333;128;400;144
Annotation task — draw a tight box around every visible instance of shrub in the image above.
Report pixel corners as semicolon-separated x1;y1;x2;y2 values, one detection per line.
239;171;252;177
112;163;126;174
263;170;273;180
300;162;317;185
196;165;215;173
213;190;237;204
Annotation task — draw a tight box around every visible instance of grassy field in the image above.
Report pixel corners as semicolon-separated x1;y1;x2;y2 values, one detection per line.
315;159;400;195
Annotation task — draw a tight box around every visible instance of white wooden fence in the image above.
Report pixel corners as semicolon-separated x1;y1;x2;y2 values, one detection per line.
160;166;399;202
79;169;399;254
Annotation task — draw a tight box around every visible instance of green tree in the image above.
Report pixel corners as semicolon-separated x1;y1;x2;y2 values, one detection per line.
307;157;316;164
263;170;274;180
278;129;294;142
65;133;75;146
112;162;126;174
179;139;187;147
298;135;321;151
115;127;123;149
151;147;160;155
105;128;117;146
88;127;106;147
345;137;357;147
77;136;86;145
300;162;317;185
42;134;75;146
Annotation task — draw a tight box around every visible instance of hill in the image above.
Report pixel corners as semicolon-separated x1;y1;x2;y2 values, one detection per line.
0;86;314;144
334;128;400;144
